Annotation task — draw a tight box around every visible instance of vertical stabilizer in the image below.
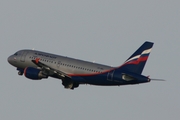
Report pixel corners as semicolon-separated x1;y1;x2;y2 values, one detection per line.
119;41;154;74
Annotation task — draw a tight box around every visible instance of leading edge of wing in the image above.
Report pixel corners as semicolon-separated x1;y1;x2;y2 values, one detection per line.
32;59;71;79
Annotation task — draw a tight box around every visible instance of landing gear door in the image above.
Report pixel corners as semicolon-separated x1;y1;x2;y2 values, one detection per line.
107;70;115;81
20;51;28;62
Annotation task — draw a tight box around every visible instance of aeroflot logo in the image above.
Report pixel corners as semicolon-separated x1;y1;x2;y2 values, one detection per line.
35;53;57;59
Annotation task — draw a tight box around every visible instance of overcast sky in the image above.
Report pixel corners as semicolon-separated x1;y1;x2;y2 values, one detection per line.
0;0;180;120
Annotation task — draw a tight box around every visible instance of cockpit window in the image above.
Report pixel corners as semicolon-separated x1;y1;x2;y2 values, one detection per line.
14;52;18;55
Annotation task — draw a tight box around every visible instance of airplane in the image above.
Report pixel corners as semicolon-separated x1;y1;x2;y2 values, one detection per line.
8;41;156;89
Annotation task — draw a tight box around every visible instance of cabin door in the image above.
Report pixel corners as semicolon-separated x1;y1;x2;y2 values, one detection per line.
20;51;28;62
107;70;115;81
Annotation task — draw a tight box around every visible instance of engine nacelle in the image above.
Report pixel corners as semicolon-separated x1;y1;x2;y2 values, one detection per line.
24;67;48;80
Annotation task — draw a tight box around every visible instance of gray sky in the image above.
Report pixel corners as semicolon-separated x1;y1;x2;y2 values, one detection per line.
1;0;180;120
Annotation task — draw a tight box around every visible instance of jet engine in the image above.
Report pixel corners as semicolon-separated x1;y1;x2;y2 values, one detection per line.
24;67;48;80
62;79;79;89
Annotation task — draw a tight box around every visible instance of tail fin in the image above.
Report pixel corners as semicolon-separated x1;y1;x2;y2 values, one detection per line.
119;41;154;74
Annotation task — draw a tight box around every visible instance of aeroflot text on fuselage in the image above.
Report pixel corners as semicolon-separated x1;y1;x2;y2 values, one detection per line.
34;52;57;59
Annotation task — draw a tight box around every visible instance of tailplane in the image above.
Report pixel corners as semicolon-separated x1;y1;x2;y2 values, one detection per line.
119;41;154;74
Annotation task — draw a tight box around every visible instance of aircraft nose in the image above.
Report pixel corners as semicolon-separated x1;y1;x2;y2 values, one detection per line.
8;56;11;63
7;55;14;64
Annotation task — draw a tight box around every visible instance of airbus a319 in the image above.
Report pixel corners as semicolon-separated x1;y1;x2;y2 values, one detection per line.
8;41;158;89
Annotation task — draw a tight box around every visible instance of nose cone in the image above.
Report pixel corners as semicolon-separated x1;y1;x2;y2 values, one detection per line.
7;55;14;65
8;56;12;64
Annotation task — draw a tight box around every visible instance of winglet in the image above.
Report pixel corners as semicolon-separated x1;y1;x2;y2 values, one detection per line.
35;58;40;64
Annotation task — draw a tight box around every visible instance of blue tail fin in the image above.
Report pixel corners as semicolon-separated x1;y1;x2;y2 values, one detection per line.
119;41;154;74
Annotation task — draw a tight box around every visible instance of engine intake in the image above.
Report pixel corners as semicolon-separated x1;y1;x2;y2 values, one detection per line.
24;67;48;80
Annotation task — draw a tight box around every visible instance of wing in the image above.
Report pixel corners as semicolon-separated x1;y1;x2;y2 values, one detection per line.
32;58;71;79
31;58;81;89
